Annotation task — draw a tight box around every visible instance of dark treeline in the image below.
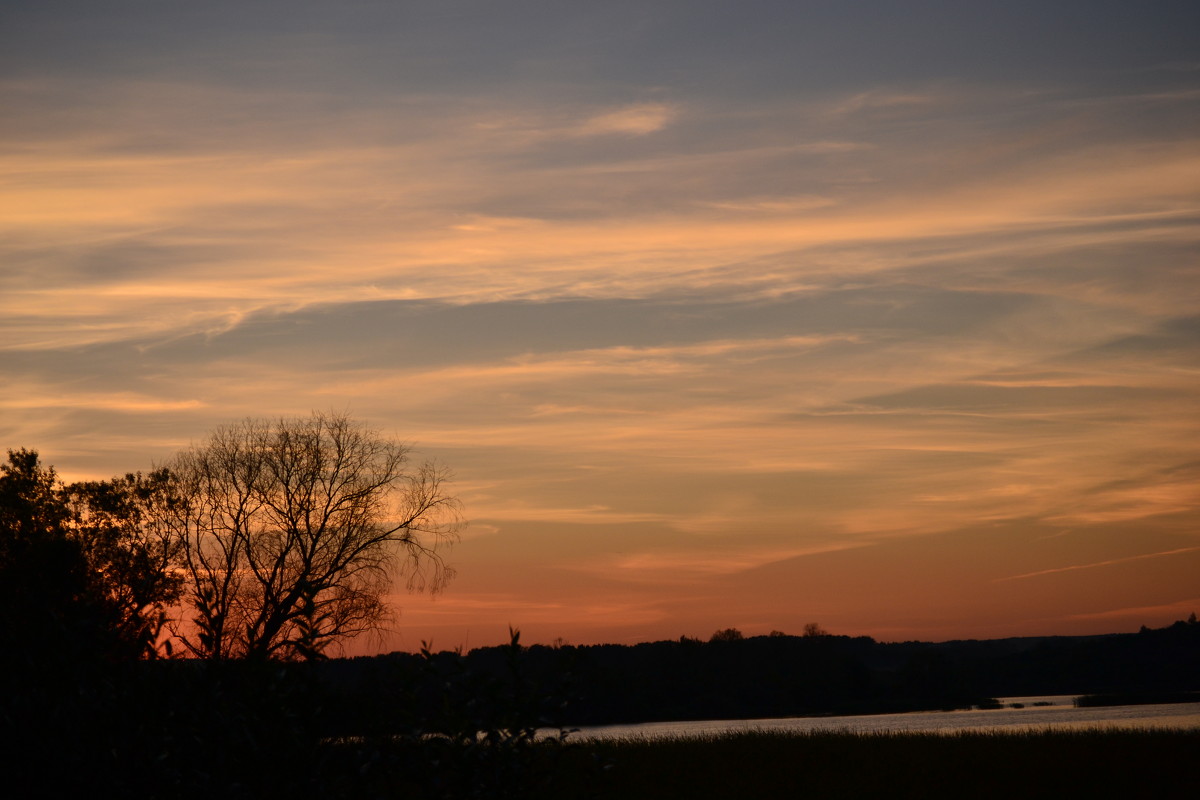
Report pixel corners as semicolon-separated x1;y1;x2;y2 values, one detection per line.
321;617;1200;729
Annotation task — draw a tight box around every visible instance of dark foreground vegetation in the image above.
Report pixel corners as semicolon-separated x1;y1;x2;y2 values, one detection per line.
559;728;1198;799
4;634;587;798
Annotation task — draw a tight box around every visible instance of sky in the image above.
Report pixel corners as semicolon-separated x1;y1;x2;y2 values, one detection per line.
3;1;1199;653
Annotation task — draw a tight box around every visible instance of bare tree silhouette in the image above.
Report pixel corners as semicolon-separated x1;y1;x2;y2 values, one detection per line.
166;411;462;660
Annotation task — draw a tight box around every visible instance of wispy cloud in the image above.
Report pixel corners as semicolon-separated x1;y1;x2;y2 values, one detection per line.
995;547;1200;582
574;103;677;136
5;1;1199;648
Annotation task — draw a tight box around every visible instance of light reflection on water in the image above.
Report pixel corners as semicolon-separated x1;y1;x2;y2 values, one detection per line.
566;697;1200;741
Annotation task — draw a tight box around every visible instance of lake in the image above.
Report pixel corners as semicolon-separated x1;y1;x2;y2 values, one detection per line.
567;696;1200;740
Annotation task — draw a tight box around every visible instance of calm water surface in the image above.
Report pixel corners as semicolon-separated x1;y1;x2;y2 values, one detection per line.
568;696;1200;740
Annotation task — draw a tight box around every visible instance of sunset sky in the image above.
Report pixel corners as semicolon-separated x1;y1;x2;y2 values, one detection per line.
3;1;1199;653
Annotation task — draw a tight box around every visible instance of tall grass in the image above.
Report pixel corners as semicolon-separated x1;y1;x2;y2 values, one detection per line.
551;728;1197;799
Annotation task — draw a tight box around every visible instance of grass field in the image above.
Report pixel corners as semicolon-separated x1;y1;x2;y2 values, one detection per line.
546;728;1198;799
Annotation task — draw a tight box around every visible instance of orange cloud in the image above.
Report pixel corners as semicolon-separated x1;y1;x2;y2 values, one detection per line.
575;103;677;136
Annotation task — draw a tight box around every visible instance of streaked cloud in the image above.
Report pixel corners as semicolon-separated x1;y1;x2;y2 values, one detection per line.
4;0;1199;651
995;546;1200;583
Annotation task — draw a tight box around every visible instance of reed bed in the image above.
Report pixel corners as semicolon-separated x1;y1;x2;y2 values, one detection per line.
550;727;1198;799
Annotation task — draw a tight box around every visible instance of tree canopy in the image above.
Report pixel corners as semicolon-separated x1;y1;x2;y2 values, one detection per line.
0;449;181;662
0;412;462;663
